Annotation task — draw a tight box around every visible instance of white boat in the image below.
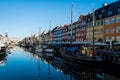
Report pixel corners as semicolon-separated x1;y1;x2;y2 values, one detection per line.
0;43;7;53
114;42;120;45
43;48;54;53
43;52;54;58
35;48;43;53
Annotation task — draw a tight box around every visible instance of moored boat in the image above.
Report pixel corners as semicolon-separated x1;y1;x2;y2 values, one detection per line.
61;46;103;67
61;51;102;67
42;52;54;59
43;48;55;53
0;43;7;53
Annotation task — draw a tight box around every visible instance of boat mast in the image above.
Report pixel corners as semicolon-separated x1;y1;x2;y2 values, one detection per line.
48;63;50;80
92;8;95;54
37;57;40;80
39;27;41;45
70;4;73;47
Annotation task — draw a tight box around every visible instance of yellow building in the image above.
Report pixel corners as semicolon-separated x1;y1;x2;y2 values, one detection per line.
86;1;120;43
86;19;104;42
105;14;120;42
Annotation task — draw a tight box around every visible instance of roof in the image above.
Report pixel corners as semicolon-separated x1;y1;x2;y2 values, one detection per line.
86;0;120;23
42;30;49;35
0;34;3;37
34;33;40;37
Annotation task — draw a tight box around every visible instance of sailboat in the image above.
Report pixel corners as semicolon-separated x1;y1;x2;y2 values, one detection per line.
61;6;103;67
42;21;54;58
35;27;43;56
0;33;8;53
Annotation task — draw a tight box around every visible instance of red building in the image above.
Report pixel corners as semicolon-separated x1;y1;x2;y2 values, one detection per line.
76;15;86;42
62;24;69;42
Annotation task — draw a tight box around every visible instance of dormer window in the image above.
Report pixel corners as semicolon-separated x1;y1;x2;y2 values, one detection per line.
99;14;102;19
96;12;98;14
88;18;90;22
108;10;113;16
102;9;105;13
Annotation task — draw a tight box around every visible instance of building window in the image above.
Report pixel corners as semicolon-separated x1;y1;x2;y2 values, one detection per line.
111;36;115;40
116;36;120;41
89;23;92;28
99;14;102;19
118;8;120;13
86;24;88;28
111;27;115;34
105;19;110;25
94;22;96;27
102;9;105;13
117;26;120;33
108;10;113;16
101;29;104;33
117;16;120;23
88;18;90;22
111;18;115;24
96;12;98;14
101;20;103;25
97;21;100;26
106;37;110;40
99;21;102;26
106;28;110;34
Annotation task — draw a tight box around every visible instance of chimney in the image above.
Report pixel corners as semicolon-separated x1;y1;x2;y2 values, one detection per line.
102;3;107;7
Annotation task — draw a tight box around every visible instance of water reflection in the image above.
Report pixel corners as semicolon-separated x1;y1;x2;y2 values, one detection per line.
0;52;7;67
22;47;120;80
0;46;119;80
22;47;71;80
51;57;101;80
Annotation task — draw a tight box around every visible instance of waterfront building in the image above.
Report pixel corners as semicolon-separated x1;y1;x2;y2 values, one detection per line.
9;37;22;45
0;34;4;43
86;3;111;43
86;13;95;42
68;22;77;42
51;25;63;43
76;15;86;42
32;33;41;44
39;0;120;45
62;24;69;42
86;1;120;42
51;27;56;42
104;0;120;42
41;30;49;43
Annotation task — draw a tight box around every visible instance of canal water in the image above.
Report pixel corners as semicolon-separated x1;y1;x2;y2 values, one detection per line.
0;46;120;80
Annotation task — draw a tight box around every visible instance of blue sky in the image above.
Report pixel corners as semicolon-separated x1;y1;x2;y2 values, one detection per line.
0;0;117;39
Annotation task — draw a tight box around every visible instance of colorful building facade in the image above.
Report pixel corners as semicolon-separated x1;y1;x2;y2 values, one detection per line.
40;0;120;44
52;25;63;42
104;0;120;42
62;24;69;42
76;15;86;42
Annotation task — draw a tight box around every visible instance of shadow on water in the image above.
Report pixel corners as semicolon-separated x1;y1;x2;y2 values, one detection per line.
6;46;119;80
51;57;102;80
102;62;120;78
52;56;120;80
0;52;7;67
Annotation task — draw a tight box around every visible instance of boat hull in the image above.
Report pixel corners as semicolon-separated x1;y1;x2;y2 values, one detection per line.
61;52;103;68
43;48;54;53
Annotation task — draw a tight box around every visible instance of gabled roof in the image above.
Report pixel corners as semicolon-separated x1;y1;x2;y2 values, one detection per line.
0;34;3;37
41;30;49;35
34;33;40;37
